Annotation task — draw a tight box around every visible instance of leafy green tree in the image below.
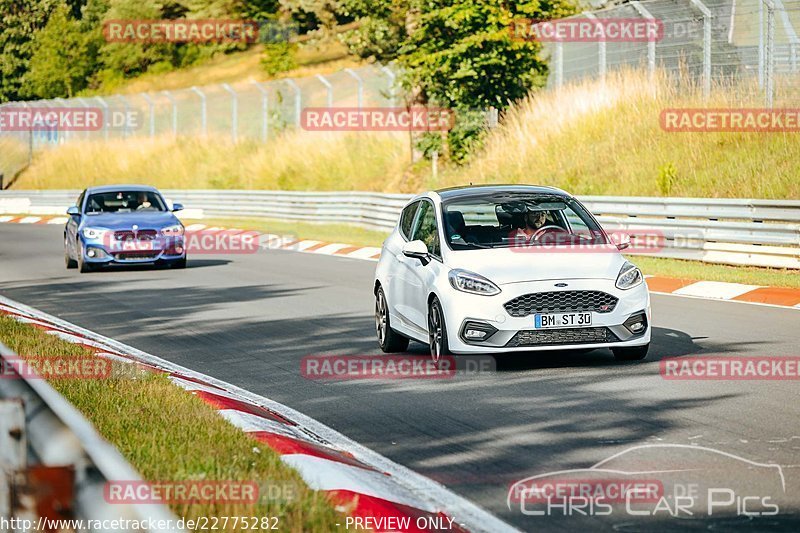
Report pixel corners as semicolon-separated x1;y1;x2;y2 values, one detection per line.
22;3;98;98
337;0;578;161
0;0;60;101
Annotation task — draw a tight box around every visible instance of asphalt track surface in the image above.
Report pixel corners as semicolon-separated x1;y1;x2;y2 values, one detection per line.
1;223;799;532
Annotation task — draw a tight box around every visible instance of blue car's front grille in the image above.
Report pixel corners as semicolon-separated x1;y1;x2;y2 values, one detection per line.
114;229;158;241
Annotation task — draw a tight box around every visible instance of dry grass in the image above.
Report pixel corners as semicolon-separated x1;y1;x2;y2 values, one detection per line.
88;42;357;96
18;130;412;191
440;69;800;199
0;316;346;531
16;68;800;198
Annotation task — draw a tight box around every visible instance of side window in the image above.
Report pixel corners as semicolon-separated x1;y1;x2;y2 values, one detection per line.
399;201;419;239
411;201;441;258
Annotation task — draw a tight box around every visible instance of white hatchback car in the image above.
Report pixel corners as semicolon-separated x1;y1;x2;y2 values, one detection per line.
374;185;651;360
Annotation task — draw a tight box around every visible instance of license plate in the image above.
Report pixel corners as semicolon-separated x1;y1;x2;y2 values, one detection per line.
118;240;154;251
535;312;592;329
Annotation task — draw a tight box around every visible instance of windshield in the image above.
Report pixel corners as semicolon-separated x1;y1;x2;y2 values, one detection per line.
85;191;167;214
442;193;607;250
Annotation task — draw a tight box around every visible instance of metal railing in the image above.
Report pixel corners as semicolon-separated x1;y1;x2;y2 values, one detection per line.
0;340;182;532
0;189;797;269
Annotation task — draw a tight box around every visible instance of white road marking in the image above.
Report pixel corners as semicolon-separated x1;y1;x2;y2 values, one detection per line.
673;281;762;300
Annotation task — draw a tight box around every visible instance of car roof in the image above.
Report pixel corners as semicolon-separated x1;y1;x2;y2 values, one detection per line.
85;184;160;194
434;184;570;200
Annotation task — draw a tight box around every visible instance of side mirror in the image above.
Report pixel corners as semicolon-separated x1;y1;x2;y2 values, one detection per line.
613;232;631;251
402;240;430;264
66;206;80;217
171;202;184;212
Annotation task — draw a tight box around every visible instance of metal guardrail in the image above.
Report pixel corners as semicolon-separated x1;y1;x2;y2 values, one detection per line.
0;189;798;269
0;341;182;532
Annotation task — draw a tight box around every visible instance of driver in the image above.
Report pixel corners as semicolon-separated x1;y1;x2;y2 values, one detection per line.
511;210;548;242
136;192;152;210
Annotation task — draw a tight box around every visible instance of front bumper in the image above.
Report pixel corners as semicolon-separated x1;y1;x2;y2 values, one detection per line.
81;235;186;265
439;278;651;354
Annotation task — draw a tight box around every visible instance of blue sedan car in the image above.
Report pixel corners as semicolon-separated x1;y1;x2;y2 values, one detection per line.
64;185;187;272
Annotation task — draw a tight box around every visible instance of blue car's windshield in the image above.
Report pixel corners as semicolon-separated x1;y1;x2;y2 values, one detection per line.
85;191;167;214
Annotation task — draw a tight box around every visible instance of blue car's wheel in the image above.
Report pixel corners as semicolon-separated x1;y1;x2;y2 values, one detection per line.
64;236;77;269
77;247;94;273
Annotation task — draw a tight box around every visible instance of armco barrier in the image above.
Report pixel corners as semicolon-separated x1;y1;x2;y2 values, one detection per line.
0;340;183;532
0;190;798;269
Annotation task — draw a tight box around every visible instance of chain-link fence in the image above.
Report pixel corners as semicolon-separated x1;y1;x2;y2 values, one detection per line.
0;63;398;184
546;0;800;106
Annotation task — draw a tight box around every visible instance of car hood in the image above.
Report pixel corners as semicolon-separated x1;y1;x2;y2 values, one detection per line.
81;211;179;230
445;245;627;284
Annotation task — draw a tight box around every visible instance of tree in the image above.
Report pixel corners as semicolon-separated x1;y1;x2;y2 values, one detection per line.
0;0;60;101
22;3;98;98
337;0;578;161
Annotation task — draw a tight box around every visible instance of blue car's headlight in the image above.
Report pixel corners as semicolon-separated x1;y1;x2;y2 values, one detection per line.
161;224;184;237
82;227;108;239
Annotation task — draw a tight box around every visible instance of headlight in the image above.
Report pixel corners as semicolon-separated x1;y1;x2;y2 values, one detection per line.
82;227;107;239
448;269;501;296
616;261;643;290
161;224;184;236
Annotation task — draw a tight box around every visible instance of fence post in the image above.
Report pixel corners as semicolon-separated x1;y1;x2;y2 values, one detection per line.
690;0;712;98
222;84;238;143
190;86;207;136
380;65;397;107
76;98;91;140
585;13;606;79
141;93;156;138
764;0;776;108
759;0;765;87
344;68;364;108
283;79;302;126
160;91;178;137
94;96;109;140
251;81;270;142
632;2;657;80
315;74;333;108
118;94;131;138
554;41;564;88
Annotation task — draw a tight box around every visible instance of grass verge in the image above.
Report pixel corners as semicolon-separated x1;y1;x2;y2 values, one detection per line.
0;315;345;532
191;216;800;289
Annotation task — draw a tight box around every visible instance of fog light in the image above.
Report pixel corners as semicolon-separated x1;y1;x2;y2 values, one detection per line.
87;249;97;258
460;321;498;343
623;312;648;335
175;246;184;254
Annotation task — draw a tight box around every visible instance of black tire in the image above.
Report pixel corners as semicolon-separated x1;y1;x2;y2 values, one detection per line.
428;296;451;361
612;343;649;361
65;237;77;269
375;287;409;353
171;257;187;269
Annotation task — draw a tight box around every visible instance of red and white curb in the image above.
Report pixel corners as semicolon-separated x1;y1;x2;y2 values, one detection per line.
644;276;800;309
0;294;517;533
2;215;799;309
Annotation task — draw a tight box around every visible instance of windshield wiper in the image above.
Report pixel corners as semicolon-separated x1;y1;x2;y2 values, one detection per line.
454;241;491;249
